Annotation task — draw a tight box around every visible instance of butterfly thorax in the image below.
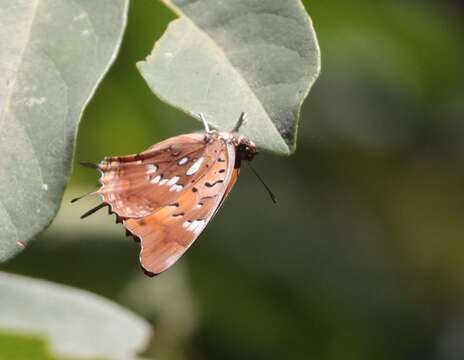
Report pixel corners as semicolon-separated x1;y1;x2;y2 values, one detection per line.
216;132;257;162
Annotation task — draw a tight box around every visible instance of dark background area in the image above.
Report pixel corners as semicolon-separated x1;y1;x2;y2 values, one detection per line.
3;0;464;359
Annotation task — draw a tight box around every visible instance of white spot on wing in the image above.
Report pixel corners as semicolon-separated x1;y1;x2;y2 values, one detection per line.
187;221;198;232
194;222;205;235
159;179;169;185
169;184;183;192
167;176;180;186
187;219;206;234
186;157;204;176
147;164;158;174
151;175;161;184
182;221;191;229
178;157;189;165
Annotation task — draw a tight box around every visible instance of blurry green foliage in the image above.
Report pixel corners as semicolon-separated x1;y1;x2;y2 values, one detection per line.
0;332;59;360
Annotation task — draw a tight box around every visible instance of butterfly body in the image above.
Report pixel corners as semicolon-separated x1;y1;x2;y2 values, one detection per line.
88;126;256;276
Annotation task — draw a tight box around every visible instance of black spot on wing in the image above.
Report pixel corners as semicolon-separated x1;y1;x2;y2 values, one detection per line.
205;180;224;188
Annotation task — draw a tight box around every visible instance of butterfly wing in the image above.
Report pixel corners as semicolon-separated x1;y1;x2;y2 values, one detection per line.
124;140;238;275
96;134;222;218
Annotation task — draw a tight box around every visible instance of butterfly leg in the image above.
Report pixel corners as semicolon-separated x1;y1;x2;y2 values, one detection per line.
231;112;248;132
70;190;95;203
80;202;108;219
198;113;211;133
79;161;100;169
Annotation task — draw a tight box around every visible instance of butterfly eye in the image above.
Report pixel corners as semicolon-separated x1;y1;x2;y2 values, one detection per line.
237;144;255;161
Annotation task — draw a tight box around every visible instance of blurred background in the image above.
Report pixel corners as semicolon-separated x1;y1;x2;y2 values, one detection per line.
3;0;464;359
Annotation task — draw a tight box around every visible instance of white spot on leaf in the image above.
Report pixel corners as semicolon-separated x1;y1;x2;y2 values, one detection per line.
73;12;87;21
26;97;47;107
41;184;48;191
16;241;26;249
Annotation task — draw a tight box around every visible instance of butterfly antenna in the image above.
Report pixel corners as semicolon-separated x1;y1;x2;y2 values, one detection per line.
70;190;95;203
198;113;211;133
79;161;99;169
246;162;278;204
80;203;107;219
232;112;247;132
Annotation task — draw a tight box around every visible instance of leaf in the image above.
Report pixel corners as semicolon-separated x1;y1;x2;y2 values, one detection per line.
137;0;320;155
0;272;152;359
0;0;129;262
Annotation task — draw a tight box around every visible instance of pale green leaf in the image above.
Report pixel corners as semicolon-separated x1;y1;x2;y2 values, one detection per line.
138;0;320;155
0;0;129;261
0;272;152;359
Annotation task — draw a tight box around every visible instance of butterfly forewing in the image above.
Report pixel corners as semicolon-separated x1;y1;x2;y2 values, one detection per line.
97;134;222;218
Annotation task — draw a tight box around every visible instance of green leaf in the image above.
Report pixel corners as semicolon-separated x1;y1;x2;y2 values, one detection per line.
138;0;320;155
0;272;152;359
0;0;129;262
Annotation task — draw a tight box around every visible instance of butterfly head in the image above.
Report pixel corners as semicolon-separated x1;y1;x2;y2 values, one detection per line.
235;136;257;161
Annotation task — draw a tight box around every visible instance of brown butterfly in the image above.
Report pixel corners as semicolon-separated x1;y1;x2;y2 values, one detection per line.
75;113;275;276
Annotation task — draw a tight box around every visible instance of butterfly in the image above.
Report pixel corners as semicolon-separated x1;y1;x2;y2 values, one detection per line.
75;113;275;276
